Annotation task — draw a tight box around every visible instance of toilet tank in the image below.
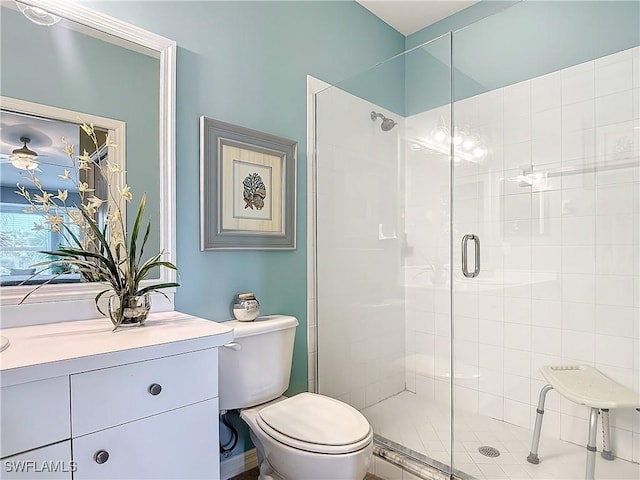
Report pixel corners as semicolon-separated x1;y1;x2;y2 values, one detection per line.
218;315;298;411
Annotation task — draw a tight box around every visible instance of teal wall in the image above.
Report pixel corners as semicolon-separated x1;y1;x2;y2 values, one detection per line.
452;0;640;98
406;0;640;113
403;1;516;116
404;34;454;117
336;49;407;116
0;7;161;259
85;0;405;457
406;0;517;49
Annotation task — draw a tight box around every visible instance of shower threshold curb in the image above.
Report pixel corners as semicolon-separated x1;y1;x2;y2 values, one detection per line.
373;435;478;480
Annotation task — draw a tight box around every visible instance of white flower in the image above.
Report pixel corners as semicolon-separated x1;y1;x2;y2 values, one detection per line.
63;142;74;157
46;215;64;232
78;149;92;162
56;189;68;202
15;185;30;200
107;210;121;223
105;134;118;148
34;192;52;205
83;202;97;216
88;195;104;209
58;169;72;180
110;231;125;249
120;185;133;201
80;122;94;137
69;210;84;225
78;182;94;193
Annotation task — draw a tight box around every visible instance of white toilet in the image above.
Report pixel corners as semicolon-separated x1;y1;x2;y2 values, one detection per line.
218;315;373;480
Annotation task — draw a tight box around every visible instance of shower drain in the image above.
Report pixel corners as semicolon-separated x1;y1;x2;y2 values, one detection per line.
478;446;501;457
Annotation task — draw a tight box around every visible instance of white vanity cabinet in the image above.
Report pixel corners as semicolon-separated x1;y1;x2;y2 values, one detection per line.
0;312;233;480
71;349;219;479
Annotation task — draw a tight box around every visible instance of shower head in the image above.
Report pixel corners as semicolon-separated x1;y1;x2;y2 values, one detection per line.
370;111;397;131
381;118;397;131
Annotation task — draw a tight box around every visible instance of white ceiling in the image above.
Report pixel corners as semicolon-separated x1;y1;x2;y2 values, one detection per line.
356;0;478;36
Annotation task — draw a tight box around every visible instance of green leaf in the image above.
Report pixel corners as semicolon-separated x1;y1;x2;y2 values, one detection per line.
139;219;151;262
43;249;115;277
94;289;113;316
18;267;64;304
136;282;180;297
128;193;147;283
62;223;83;248
78;207;122;290
135;259;177;286
100;222;113;261
34;252;118;286
150;288;172;304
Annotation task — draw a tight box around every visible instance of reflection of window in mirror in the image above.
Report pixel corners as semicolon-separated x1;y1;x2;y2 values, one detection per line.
0;107;118;286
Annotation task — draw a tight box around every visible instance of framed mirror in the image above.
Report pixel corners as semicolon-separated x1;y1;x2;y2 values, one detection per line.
0;0;176;314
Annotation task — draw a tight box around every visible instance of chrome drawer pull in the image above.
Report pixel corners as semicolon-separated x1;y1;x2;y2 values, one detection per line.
94;450;109;464
223;342;241;351
148;383;162;396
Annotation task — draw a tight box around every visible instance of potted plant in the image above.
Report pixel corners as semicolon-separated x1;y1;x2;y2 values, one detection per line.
16;121;179;330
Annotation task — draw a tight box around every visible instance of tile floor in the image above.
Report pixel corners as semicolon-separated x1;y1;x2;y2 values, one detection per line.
362;391;640;480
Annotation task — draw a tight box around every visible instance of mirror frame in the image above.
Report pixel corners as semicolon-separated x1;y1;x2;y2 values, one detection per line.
0;0;176;307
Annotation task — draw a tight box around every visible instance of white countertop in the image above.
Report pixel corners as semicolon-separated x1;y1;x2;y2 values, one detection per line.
0;311;234;387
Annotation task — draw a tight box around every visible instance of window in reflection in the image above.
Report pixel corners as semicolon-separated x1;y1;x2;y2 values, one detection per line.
0;109;108;285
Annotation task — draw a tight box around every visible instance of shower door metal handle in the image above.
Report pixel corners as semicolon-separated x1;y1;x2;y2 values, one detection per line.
461;234;480;278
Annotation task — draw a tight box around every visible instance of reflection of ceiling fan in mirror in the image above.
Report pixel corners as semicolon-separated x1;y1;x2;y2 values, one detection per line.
0;111;77;173
0;110;81;191
6;136;41;170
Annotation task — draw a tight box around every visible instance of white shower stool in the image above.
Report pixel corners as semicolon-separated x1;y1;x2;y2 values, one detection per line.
527;365;640;480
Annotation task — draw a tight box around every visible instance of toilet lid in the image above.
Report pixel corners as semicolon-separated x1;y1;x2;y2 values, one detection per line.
257;393;372;454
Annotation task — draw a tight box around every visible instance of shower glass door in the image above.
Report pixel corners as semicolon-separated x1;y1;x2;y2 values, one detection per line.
316;2;639;478
451;2;640;479
315;33;455;476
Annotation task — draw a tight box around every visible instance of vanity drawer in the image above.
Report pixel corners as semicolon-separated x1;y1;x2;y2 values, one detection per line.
70;348;218;436
0;376;70;458
1;441;72;479
72;399;218;479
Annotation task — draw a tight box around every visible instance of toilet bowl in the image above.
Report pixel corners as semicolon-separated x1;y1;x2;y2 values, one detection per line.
218;315;373;480
240;394;373;480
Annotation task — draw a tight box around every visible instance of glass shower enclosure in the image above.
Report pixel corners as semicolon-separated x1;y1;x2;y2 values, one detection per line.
314;2;639;479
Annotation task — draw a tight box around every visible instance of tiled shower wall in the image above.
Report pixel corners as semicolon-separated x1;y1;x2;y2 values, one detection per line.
404;46;640;462
316;85;406;410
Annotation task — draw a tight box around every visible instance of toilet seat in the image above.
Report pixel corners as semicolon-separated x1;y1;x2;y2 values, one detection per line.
256;393;373;455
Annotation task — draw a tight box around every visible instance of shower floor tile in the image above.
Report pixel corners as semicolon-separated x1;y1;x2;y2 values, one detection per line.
361;391;640;480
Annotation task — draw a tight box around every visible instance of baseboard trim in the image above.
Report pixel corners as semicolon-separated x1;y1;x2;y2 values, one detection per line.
220;449;258;480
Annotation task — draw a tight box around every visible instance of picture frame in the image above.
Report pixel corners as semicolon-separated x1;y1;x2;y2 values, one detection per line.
199;116;297;250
